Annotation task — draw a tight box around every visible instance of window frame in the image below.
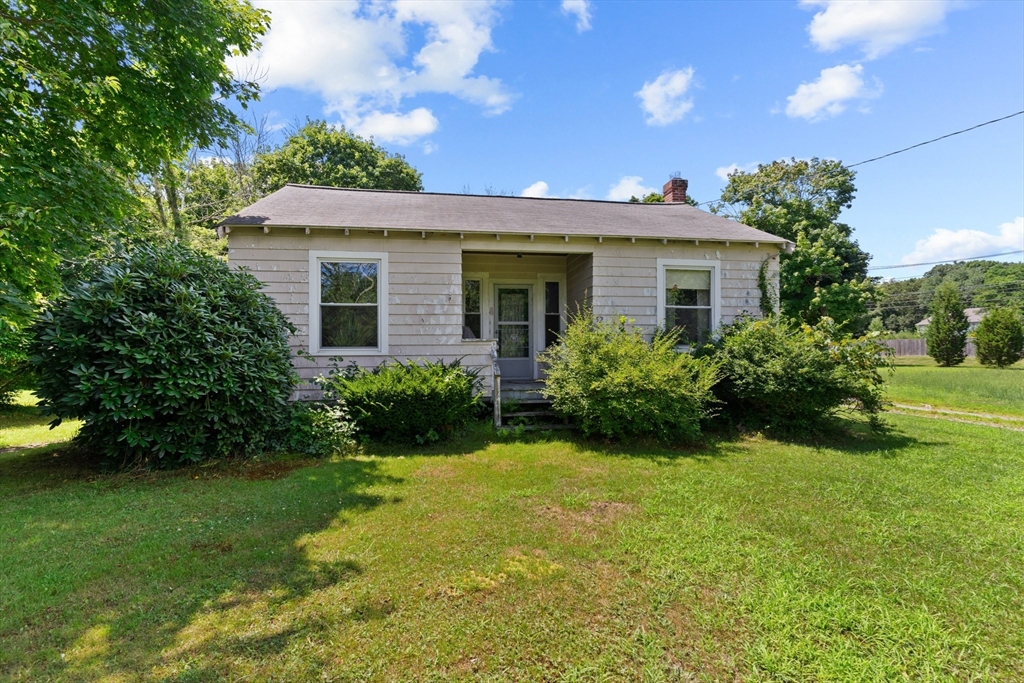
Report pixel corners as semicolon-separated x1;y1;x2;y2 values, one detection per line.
308;250;389;356
656;258;720;349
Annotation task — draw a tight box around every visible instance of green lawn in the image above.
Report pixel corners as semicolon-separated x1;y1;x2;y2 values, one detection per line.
3;412;1024;681
887;357;1024;417
0;391;81;450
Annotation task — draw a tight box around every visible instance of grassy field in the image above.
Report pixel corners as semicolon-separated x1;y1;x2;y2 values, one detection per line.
887;356;1024;417
3;410;1024;681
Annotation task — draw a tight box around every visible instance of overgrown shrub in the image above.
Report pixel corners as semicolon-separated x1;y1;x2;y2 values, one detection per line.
30;243;297;465
974;308;1024;368
319;359;482;444
539;309;720;443
697;316;892;433
270;401;357;457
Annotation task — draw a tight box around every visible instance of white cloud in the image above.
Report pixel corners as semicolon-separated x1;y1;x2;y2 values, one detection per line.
422;141;438;154
902;217;1024;264
606;176;657;202
350;108;439;144
636;68;696;126
715;162;759;181
785;64;881;121
236;1;512;144
802;0;957;60
561;0;592;32
521;181;550;198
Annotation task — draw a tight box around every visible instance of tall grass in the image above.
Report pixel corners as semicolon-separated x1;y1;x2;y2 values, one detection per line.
888;358;1024;416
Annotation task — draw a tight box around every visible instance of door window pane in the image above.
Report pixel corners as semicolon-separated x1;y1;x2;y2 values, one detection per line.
498;324;530;358
498;288;529;322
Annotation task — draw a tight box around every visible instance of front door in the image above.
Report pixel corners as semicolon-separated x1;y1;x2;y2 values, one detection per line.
495;286;533;379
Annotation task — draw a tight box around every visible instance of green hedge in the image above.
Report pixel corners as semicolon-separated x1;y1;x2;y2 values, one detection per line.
697;316;892;433
539;310;720;443
31;244;297;465
319;359;482;444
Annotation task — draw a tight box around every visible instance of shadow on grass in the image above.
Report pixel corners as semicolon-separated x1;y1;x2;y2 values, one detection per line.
0;447;402;680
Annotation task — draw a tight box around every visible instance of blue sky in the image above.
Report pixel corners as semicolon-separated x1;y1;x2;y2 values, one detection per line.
236;0;1024;278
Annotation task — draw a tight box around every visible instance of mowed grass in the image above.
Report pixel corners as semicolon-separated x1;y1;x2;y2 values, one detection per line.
887;356;1024;417
0;390;81;450
2;415;1023;681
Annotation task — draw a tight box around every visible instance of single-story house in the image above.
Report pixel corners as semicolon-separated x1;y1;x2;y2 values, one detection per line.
220;178;792;399
915;307;986;334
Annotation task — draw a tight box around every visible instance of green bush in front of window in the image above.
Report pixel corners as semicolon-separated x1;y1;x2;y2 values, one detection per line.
538;308;721;443
696;316;893;434
30;244;298;466
319;359;482;444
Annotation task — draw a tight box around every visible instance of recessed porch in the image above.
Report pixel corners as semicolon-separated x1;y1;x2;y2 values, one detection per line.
460;251;592;389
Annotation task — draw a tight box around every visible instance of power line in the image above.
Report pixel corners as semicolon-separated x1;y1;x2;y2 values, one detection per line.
848;110;1024;168
869;250;1024;271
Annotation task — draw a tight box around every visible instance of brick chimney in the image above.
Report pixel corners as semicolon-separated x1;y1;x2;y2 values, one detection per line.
663;177;688;203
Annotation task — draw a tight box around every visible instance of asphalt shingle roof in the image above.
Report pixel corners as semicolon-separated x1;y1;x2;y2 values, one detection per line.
222;184;791;246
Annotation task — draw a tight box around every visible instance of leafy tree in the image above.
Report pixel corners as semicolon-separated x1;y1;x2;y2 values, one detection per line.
974;308;1024;368
716;158;874;330
1;0;269;330
926;281;969;367
253;120;423;194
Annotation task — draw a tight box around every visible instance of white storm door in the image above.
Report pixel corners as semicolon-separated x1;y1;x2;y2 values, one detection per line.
495;285;533;380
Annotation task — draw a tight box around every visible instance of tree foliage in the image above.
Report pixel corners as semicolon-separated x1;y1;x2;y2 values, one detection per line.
31;244;296;466
926;281;970;367
874;261;1024;332
716;158;874;330
0;0;269;330
253;120;424;194
974;308;1024;368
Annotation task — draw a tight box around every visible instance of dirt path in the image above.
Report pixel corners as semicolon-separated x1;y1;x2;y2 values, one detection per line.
889;404;1024;433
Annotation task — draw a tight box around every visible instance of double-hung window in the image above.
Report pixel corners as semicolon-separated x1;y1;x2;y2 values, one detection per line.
657;259;719;347
309;251;388;354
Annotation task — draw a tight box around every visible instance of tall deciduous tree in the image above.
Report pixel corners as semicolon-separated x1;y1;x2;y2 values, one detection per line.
926;281;969;367
716;158;874;330
0;0;269;330
253;120;423;194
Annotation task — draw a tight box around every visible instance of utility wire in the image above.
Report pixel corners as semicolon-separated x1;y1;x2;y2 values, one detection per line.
869;250;1024;271
848;110;1024;168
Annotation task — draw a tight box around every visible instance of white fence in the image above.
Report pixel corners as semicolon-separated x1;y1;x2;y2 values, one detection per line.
882;338;976;357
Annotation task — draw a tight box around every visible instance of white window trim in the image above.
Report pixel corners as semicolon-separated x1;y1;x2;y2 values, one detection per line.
308;250;389;356
656;258;721;347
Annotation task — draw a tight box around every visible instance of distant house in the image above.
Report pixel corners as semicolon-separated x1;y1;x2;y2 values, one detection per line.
220;178;792;399
915;307;986;334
